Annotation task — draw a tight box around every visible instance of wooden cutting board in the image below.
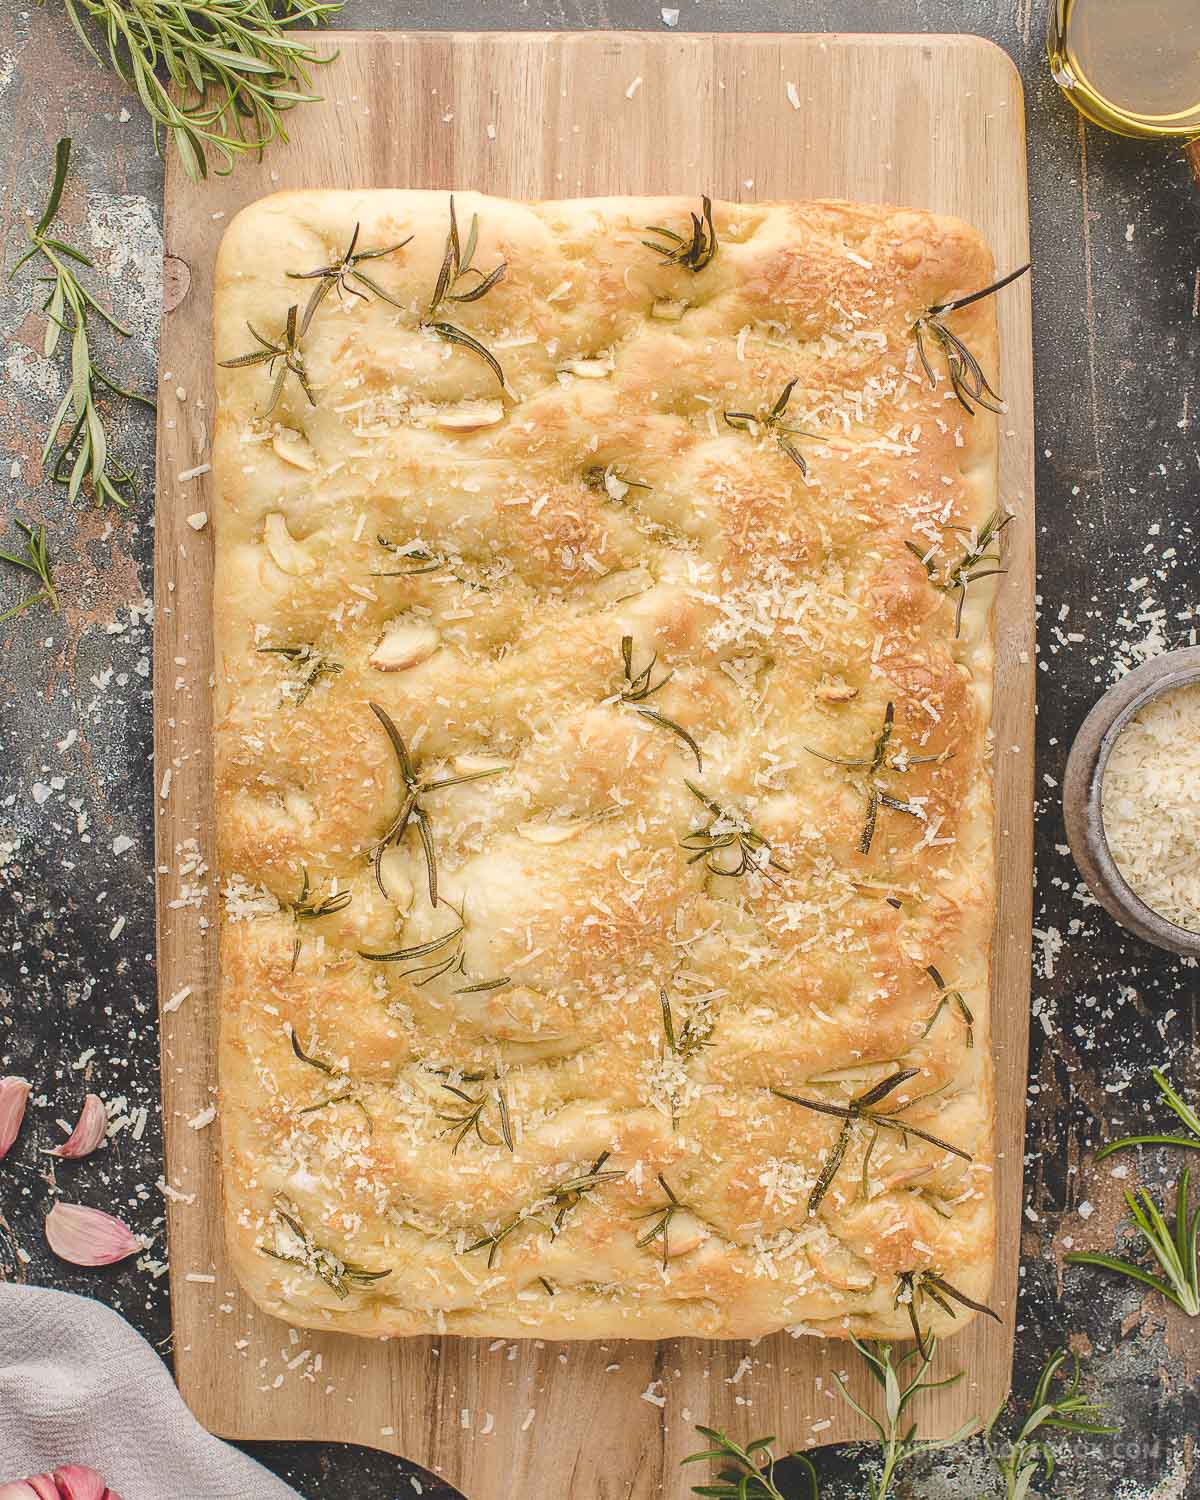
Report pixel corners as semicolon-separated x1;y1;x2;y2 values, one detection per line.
153;30;1034;1498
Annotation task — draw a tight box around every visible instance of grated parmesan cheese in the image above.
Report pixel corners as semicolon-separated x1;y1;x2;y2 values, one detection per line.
1101;681;1200;932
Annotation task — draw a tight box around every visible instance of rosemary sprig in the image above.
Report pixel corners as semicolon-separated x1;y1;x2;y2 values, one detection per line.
618;635;702;771
583;463;651;498
437;1075;514;1154
0;521;59;624
358;909;465;969
642;195;718;273
913;263;1029;414
681;1427;817;1500
1064;1170;1200;1315
771;1067;972;1215
724;378;818;475
983;1347;1115;1500
49;0;344;180
371;535;486;591
836;1335;973;1500
11;138;154;508
1094;1068;1200;1159
219;303;314;415
660;986;714;1063
287;222;414;335
286;867;351;970
894;1268;999;1359
422;196;508;388
906;510;1013;638
463;1153;624;1268
681;779;789;882
256;643;342;704
634;1173;689;1267
367;701;508;906
263;1197;389;1299
806;701;948;855
920;965;974;1049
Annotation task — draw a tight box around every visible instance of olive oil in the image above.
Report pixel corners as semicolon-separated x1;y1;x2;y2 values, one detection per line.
1047;0;1200;139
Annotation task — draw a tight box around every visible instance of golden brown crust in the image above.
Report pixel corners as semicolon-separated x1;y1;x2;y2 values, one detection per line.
212;191;1001;1341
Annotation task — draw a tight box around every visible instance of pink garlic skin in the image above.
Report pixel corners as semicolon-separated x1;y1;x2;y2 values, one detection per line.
43;1203;141;1267
51;1469;107;1500
0;1076;30;1162
49;1095;107;1160
0;1472;120;1500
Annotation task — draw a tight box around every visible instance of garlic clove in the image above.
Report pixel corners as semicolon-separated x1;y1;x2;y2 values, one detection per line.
0;1483;42;1500
376;849;413;912
44;1202;142;1266
453;752;510;776
49;1094;107;1160
0;1076;30;1162
517;821;583;845
263;512;315;576
651;298;688;321
369;620;440;672
560;356;613;378
662;1210;707;1258
271;429;318;471
52;1470;109;1500
428;400;505;431
25;1478;61;1500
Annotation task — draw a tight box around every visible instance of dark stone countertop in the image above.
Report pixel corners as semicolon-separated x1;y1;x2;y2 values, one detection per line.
0;2;1197;1496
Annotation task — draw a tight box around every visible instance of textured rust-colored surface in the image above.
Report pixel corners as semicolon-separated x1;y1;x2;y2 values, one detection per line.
0;3;1197;1497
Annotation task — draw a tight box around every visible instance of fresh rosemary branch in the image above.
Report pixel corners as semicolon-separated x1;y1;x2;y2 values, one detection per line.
634;1173;687;1267
681;1427;817;1500
642;195;718;272
982;1347;1115;1500
367;701;508;906
681;779;789;882
913;263;1030;414
1064;1170;1200;1315
0;521;59;624
724;378;818;475
894;1268;999;1359
906;510;1013;638
286;867;351;970
806;701;948;855
256;643;342;704
920;965;974;1049
219;304;313;415
437;1075;514;1154
263;1197;389;1298
1095;1068;1200;1159
11;138;153;508
47;0;344;180
288;222;413;335
422;196;508;388
836;1335;973;1500
618;635;702;771
771;1067;972;1215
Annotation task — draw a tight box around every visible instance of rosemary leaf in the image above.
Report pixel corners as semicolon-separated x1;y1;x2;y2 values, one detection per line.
913;263;1030;414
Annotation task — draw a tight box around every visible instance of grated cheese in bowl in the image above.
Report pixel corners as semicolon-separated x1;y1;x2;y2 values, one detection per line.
1101;681;1200;934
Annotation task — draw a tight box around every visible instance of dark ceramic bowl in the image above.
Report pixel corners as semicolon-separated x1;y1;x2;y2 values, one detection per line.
1062;647;1200;957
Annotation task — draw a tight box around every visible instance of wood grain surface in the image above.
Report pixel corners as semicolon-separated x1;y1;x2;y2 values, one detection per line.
153;31;1034;1498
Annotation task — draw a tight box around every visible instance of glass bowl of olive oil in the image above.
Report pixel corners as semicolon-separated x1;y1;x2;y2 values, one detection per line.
1048;0;1200;139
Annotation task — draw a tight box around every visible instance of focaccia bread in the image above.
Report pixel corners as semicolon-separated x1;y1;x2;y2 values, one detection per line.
212;190;1004;1342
